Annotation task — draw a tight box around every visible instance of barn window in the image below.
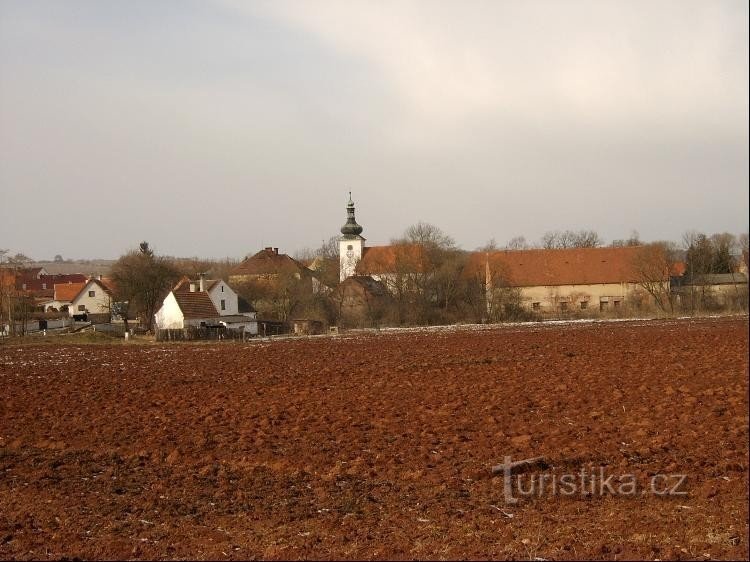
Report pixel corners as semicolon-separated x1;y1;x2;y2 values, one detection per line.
532;302;540;310
613;300;621;308
42;283;47;290
600;301;608;311
221;285;224;292
347;245;353;251
580;301;588;309
221;299;226;311
89;290;95;297
560;302;568;311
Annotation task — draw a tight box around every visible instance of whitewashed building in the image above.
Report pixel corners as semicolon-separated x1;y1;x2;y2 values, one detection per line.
68;277;114;318
155;274;258;334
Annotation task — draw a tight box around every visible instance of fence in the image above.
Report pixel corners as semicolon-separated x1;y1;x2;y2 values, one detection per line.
155;325;248;342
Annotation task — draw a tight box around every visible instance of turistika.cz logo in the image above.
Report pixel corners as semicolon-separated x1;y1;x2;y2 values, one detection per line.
496;456;688;505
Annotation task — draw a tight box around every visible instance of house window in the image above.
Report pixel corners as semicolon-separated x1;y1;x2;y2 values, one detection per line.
580;301;588;309
78;304;86;311
600;301;608;311
42;283;47;290
89;290;95;297
532;302;540;310
221;285;224;292
221;299;226;311
560;301;568;311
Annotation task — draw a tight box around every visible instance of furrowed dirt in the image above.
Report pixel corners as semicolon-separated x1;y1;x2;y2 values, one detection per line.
1;317;748;560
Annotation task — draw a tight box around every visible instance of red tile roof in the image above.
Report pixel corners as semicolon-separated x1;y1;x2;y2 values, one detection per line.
173;291;219;319
232;248;310;277
18;274;87;292
356;244;428;275
53;282;87;302
463;246;649;287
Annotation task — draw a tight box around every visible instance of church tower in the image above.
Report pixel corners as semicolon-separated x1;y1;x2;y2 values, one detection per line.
339;193;365;281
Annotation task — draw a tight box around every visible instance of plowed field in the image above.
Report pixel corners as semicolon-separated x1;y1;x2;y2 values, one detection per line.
1;317;748;560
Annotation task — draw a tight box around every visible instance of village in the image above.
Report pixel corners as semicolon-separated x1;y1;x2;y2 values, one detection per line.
1;195;748;340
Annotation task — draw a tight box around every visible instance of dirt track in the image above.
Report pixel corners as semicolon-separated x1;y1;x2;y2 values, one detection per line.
1;317;748;560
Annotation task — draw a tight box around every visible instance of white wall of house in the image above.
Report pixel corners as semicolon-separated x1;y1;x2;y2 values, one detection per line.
208;280;239;316
154;292;186;329
69;280;111;316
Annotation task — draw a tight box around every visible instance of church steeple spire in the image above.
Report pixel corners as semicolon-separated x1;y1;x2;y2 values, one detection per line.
340;192;363;237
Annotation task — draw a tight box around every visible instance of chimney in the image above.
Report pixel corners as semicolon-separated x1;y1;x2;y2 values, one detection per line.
97;274;102;281
199;273;206;292
273;247;279;255
189;282;197;292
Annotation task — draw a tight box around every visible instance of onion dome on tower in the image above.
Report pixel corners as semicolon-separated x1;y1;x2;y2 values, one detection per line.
340;192;364;238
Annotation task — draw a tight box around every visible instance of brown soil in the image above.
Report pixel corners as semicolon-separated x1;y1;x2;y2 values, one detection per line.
1;317;748;560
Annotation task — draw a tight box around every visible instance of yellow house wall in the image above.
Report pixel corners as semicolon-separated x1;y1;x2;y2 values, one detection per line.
517;282;649;312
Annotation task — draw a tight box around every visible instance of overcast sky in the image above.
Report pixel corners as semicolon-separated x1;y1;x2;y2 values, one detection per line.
1;0;747;260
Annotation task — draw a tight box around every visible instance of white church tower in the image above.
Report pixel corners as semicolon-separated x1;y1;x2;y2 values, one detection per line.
339;192;365;281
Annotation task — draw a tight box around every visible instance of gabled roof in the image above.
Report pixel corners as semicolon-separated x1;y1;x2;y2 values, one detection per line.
232;248;310;277
172;291;219;319
463;246;646;287
53;282;87;302
356;244;428;275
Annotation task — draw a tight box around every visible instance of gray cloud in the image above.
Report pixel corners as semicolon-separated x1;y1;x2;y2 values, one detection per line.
1;0;747;259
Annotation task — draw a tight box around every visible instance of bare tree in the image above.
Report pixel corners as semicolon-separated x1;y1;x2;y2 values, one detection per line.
479;238;499;252
0;250;34;336
403;222;456;250
632;242;678;313
541;229;603;249
611;230;641;247
110;242;180;331
506;236;530;250
572;230;604;248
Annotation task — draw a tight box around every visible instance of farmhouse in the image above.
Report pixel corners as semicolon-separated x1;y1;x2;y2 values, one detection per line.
230;247;313;285
155;274;258;334
464;246;656;315
68;277;116;322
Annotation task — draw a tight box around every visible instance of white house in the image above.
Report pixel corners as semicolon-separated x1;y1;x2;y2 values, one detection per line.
154;274;258;334
68;278;114;319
